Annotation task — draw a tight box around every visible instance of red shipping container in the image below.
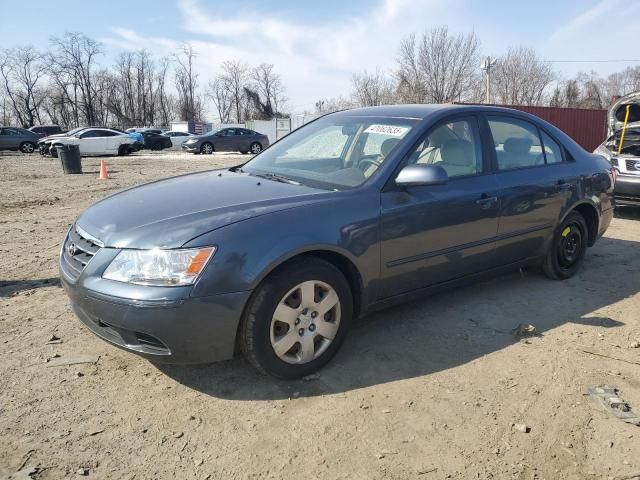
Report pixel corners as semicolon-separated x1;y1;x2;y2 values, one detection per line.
457;103;607;152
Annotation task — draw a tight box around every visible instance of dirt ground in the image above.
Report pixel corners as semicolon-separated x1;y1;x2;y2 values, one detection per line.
1;150;639;480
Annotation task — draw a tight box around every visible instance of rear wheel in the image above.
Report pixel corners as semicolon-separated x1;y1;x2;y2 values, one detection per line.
20;142;36;154
240;257;353;379
543;211;588;280
200;142;214;154
250;142;262;154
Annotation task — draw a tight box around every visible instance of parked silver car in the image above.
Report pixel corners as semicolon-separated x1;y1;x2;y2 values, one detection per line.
0;127;40;153
594;91;640;205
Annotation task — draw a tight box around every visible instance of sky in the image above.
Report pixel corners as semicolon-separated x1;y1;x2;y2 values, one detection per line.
2;0;640;115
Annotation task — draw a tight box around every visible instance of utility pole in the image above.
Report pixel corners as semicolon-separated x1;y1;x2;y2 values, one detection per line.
481;56;497;104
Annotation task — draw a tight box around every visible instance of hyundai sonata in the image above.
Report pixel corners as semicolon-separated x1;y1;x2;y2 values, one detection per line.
60;105;615;379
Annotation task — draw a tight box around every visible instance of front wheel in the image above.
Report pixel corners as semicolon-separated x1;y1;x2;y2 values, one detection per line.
250;142;262;154
240;257;353;379
542;211;588;280
20;142;36;154
200;142;214;154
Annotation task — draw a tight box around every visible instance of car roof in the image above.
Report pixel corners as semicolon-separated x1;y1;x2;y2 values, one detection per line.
330;104;540;120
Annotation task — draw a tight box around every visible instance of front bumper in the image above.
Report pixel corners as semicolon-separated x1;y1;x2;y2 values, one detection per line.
615;174;640;205
181;143;200;153
60;253;251;364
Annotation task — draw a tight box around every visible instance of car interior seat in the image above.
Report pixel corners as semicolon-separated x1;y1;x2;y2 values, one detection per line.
438;139;477;177
378;138;401;162
500;137;543;169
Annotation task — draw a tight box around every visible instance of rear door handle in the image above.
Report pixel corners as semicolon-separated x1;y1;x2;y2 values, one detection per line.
557;179;572;190
475;194;498;208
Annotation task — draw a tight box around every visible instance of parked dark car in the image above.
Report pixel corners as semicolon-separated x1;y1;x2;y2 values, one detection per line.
0;126;40;153
29;125;64;138
182;127;269;154
141;131;172;150
60;105;615;379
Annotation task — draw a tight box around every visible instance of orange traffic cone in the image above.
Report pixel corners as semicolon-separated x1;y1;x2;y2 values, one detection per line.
98;159;109;180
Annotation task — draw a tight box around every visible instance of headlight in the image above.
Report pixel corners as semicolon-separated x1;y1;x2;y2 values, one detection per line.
184;139;197;145
103;247;215;286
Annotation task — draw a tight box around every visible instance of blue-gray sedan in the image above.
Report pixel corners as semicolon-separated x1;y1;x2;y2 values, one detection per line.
60;105;615;379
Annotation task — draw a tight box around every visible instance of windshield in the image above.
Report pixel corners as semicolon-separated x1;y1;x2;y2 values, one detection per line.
241;115;417;189
65;127;85;136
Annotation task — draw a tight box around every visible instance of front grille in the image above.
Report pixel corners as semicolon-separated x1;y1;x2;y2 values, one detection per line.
625;159;640;173
61;225;102;281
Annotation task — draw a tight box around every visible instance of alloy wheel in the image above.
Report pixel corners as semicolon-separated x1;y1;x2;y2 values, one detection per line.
201;143;213;154
251;143;262;154
21;142;35;153
270;280;341;364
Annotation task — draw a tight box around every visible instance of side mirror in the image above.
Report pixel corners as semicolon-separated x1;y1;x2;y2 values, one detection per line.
395;164;448;187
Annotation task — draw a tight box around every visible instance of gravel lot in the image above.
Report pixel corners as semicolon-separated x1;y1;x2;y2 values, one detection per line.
1;150;640;480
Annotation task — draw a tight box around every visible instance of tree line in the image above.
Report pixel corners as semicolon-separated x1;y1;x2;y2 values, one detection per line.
318;27;640;113
0;32;288;128
2;28;640;128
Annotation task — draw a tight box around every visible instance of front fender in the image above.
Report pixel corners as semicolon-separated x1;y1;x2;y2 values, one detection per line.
186;192;381;303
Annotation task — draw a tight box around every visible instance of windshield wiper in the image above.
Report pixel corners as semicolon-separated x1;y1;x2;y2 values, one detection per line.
253;172;301;185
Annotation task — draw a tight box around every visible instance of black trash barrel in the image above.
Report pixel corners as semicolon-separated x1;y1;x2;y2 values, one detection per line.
57;144;82;174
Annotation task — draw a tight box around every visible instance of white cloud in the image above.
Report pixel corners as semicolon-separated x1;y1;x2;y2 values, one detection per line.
545;0;640;79
549;0;621;43
103;0;449;115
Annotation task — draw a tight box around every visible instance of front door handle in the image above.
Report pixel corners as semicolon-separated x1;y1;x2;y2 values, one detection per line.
475;194;498;208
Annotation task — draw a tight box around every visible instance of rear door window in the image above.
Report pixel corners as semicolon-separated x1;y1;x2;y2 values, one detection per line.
488;117;545;170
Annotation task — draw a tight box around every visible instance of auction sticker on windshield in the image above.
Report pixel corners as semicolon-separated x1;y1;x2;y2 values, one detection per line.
364;125;409;137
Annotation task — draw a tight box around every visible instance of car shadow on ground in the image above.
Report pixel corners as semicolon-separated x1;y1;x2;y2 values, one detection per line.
157;236;639;401
0;277;61;297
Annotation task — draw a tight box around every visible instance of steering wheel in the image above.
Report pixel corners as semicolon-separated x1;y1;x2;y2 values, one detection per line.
358;157;382;172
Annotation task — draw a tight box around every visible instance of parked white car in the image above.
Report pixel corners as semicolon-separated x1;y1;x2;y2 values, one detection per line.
163;130;194;149
41;128;136;157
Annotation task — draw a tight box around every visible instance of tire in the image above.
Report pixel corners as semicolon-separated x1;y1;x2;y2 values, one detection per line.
250;142;262;154
20;142;36;154
542;211;588;280
240;257;353;379
117;145;127;156
200;142;214;154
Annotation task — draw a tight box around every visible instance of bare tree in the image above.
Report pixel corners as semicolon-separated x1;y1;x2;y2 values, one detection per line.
351;67;396;107
395;34;425;103
0;46;47;127
220;60;249;123
174;43;199;121
250;63;286;117
49;32;103;125
155;56;175;127
314;96;354;114
492;47;554;106
206;76;233;123
396;27;481;104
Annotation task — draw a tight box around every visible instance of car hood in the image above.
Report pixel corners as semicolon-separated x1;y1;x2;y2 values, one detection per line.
76;170;328;249
40;133;75;143
608;91;640;134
